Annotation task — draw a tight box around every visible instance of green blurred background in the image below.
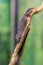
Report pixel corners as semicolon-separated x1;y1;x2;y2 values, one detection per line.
0;0;10;65
0;0;43;65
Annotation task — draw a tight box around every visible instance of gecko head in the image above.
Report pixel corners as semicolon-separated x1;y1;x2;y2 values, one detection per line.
25;8;33;17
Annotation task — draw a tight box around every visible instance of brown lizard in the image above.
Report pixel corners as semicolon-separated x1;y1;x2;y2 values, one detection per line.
15;8;34;43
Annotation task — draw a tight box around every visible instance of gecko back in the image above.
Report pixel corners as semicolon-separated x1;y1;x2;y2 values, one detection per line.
15;8;33;43
15;16;27;42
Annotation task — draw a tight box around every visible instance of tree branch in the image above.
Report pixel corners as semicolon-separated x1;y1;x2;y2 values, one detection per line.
9;3;43;65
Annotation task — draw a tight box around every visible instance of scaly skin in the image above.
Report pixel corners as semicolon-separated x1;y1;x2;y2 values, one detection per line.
15;8;33;42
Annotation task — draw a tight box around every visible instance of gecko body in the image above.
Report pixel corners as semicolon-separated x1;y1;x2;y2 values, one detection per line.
15;8;33;42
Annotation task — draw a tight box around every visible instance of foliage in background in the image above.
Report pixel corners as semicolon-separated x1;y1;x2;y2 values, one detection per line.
0;1;10;65
0;0;43;65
